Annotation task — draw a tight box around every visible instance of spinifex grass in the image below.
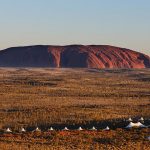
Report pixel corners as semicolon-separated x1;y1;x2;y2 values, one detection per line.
0;68;150;149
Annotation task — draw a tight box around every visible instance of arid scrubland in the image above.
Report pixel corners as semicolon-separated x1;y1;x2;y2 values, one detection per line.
0;68;150;149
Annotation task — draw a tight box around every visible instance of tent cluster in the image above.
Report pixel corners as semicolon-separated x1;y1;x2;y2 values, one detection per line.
4;117;149;133
125;117;147;128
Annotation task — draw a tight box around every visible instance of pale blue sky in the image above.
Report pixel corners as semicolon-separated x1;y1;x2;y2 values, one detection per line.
0;0;150;55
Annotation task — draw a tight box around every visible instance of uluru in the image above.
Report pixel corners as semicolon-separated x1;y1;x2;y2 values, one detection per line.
0;45;150;69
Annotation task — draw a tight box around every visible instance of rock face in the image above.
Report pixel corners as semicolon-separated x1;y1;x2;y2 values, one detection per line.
0;45;150;68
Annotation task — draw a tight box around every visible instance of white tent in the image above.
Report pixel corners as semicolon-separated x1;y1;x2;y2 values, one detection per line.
126;122;146;128
127;118;132;122
63;127;69;131
21;127;26;132
90;126;97;131
139;117;144;121
78;127;83;131
5;128;12;133
103;126;110;131
34;127;41;132
48;127;54;131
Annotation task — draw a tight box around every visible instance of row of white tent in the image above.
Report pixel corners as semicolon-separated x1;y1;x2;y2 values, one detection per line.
4;121;150;133
4;126;110;133
4;125;150;142
3;117;149;133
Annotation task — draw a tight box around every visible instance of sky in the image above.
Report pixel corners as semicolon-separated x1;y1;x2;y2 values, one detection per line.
0;0;150;55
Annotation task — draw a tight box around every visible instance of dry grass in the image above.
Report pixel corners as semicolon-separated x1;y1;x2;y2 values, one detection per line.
0;129;150;150
0;68;150;149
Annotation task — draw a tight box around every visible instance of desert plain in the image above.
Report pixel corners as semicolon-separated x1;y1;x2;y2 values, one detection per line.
0;68;150;150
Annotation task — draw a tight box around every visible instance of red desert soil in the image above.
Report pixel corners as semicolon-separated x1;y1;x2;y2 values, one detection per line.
0;129;150;150
0;45;150;68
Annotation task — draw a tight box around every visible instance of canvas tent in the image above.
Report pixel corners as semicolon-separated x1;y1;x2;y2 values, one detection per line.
103;126;110;131
21;127;26;132
126;122;146;128
127;118;132;122
5;128;12;133
90;126;97;131
63;127;69;131
34;127;41;132
78;127;83;131
48;127;54;131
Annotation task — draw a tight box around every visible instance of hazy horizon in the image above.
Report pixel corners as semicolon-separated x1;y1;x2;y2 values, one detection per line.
0;0;150;55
